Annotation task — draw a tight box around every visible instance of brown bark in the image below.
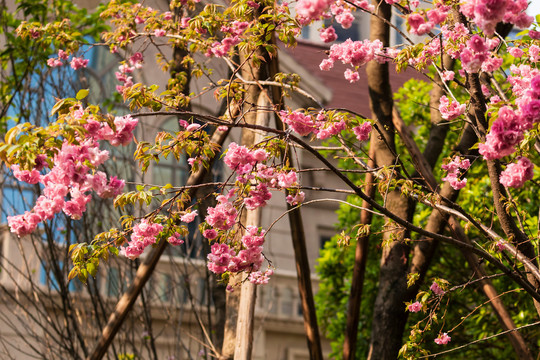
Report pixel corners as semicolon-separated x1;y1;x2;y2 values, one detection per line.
467;72;540;316
231;90;274;360
221;24;276;357
422;56;454;171
286;199;324;360
269;30;324;360
366;2;414;359
342;142;376;360
393;109;533;359
448;218;534;360
220;273;241;360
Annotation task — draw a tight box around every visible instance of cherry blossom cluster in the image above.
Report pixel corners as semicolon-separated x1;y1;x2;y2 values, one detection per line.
430;282;445;296
460;35;502;73
434;333;451;345
248;269;274;284
319;39;387;82
115;52;143;93
460;0;532;36
508;66;540;127
8;138;126;237
438;96;466;121
7;108;138;237
200;140;312;283
120;210;197;259
47;49;89;70
352;122;372;142
406;3;449;36
410;24;501;74
408;301;422;312
221;142;305;209
329;2;355;30
205;195;239;231
120;209;198;259
207;226;272;284
295;0;335;25
320;26;337;43
120;219;164;259
280;110;370;141
296;0;372;30
479;106;529;161
499;157;534;188
84;114;138;146
441;156;470;190
206;21;249;58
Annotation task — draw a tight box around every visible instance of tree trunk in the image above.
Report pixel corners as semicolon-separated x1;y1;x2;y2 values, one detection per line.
366;2;414;358
343;141;376;360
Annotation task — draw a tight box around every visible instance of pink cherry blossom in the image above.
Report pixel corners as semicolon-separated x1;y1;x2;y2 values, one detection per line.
530;30;540;39
58;49;69;60
224;142;268;175
280;110;316;136
353;122;372;141
344;68;360;83
47;58;63;67
11;165;41;184
180;210;198;223
154;29;166;37
509;47;524;58
186;123;201;132
70;57;89;70
408;301;422;312
286;191;305;205
430;282;445;296
7;212;41;237
248;269;273;284
407;13;433;36
439;96;466;120
203;229;218;240
320;26;337;43
441;71;454;81
295;0;334;25
434;333;451;345
168;232;184;246
130;219;163;246
207;243;235;274
277;171;298;188
442;156;470;190
499;157;534;188
205;198;238;231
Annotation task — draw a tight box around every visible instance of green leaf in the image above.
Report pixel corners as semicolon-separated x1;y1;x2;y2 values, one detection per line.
68;267;79;281
76;88;89;100
86;262;98;278
78;268;89;284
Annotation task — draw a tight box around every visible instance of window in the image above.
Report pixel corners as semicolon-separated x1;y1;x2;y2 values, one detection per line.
280;287;294;316
319;235;332;250
175;275;188;304
1;182;37;224
40;261;82;292
152;118;189;187
158;273;173;302
107;267;120;297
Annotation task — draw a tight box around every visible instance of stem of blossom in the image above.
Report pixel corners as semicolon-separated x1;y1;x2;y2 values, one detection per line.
343;135;376;360
394;102;533;357
130;109;540;301
467;71;540;316
86;120;233;360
